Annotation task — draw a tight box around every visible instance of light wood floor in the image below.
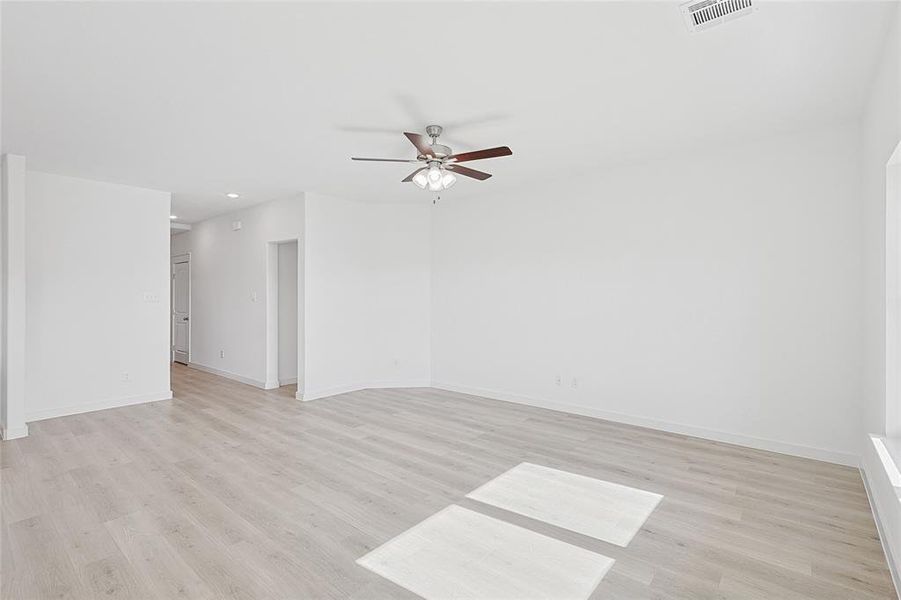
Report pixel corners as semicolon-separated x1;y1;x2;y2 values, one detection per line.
1;363;895;599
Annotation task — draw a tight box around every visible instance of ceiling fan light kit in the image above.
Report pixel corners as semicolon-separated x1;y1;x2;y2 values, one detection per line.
413;163;457;191
351;124;512;195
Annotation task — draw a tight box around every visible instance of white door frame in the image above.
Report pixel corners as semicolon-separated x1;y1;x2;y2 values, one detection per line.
171;253;191;364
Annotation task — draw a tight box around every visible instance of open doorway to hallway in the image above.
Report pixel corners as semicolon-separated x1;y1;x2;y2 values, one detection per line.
266;239;302;395
278;241;299;387
168;208;304;397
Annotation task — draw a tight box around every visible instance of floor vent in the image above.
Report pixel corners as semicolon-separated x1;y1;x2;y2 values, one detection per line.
681;0;755;32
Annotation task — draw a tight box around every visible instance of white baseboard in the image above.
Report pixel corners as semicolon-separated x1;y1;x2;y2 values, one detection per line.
302;379;431;402
862;469;901;599
1;423;29;440
279;377;298;386
861;435;901;598
431;381;859;467
303;382;365;401
25;390;173;422
187;362;268;389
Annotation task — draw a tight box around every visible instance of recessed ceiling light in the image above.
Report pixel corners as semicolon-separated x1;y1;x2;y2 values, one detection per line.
170;215;177;220
226;192;240;199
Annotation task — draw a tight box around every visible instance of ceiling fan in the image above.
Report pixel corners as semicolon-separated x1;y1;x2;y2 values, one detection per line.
351;125;512;192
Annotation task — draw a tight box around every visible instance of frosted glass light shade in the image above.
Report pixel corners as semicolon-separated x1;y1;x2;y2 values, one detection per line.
441;171;457;189
412;170;428;189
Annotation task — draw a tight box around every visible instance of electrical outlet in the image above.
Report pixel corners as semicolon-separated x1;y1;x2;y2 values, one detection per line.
219;350;225;358
571;377;579;389
555;374;562;386
122;372;130;382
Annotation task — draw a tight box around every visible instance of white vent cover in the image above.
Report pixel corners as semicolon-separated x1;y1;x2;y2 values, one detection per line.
681;0;755;32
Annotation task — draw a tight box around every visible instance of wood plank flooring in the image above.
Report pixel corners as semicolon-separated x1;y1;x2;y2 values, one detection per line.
0;363;895;599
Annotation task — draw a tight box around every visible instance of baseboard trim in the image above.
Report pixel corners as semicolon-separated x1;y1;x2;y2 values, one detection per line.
279;377;298;386
1;424;29;440
430;381;859;467
303;379;432;402
187;362;268;390
860;454;901;599
25;390;173;422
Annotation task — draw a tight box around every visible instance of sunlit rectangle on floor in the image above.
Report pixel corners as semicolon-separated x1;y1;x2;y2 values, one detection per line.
467;462;663;547
356;504;614;600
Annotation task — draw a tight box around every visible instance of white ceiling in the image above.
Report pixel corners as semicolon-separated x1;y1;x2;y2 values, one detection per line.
3;1;896;223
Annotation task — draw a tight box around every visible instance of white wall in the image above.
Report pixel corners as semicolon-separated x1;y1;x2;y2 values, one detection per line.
863;5;901;440
1;155;28;438
858;8;901;588
303;192;431;399
432;123;863;465
170;195;304;389
278;241;298;384
25;172;171;420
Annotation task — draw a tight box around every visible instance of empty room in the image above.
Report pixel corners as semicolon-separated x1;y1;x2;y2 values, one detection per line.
2;1;900;598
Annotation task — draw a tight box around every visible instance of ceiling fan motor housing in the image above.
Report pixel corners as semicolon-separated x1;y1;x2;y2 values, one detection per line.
425;125;451;158
429;143;452;158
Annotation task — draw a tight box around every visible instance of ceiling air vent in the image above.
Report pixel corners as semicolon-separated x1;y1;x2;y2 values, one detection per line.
681;0;755;32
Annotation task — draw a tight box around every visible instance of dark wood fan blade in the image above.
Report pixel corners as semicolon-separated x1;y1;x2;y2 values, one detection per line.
446;164;492;180
351;157;420;163
446;146;512;163
404;132;435;157
402;167;426;182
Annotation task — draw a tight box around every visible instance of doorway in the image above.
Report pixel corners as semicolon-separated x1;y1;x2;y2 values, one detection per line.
277;241;299;386
265;239;302;393
171;254;191;364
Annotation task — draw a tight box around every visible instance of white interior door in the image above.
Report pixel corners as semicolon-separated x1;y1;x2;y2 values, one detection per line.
172;258;190;364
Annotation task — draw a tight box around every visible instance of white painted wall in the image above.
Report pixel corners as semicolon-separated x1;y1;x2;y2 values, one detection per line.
858;8;901;588
863;5;901;440
169;195;304;389
432;123;863;465
278;241;298;384
1;155;29;438
303;193;431;400
25;172;172;420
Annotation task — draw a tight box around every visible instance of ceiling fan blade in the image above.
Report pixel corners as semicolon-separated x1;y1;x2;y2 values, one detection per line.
446;164;492;181
404;132;435;157
402;167;426;182
446;146;512;163
351;157;420;163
